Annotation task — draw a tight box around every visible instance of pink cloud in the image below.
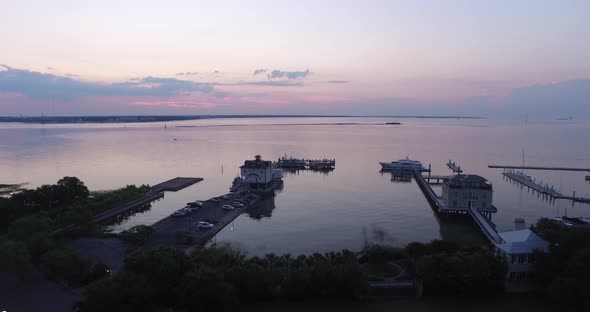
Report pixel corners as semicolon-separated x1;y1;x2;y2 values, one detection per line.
239;96;293;106
302;95;351;104
132;101;221;109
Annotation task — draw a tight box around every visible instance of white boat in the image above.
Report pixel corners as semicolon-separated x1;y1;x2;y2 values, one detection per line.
379;157;424;171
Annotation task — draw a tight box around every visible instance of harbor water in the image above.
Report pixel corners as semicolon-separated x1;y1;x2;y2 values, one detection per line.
1;117;589;256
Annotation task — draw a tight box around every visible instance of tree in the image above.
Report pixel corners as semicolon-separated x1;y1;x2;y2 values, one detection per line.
54;176;89;204
119;225;154;245
7;215;54;257
41;247;93;286
0;240;32;276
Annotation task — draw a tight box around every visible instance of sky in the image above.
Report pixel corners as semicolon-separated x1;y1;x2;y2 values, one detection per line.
1;0;589;118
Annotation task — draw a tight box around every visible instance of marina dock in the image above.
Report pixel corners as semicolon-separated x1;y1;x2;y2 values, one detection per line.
503;171;590;204
412;169;500;243
92;191;164;224
489;165;590;172
152;177;203;192
275;156;335;171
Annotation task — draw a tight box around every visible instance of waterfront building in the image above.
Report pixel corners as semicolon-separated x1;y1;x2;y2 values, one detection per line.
494;229;549;281
240;155;275;190
441;174;493;210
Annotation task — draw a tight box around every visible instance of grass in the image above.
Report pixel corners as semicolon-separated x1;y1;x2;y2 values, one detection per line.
76;185;151;215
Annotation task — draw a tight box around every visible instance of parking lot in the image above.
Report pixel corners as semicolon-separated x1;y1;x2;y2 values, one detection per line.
145;190;259;249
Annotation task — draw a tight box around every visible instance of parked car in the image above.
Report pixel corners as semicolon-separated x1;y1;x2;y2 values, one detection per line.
222;195;230;200
196;221;214;229
172;210;187;217
186;201;203;208
185;206;199;212
234;199;247;205
210;198;220;203
232;202;245;208
222;204;235;210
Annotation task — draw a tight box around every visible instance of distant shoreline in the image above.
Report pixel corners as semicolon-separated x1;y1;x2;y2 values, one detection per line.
0;115;485;124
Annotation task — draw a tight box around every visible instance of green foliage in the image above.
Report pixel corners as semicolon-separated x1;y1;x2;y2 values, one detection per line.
403;240;505;296
404;240;460;259
532;218;590;307
416;250;506;296
0;240;32;275
7;215;54;257
78;246;368;311
40;247;93;285
119;225;154;245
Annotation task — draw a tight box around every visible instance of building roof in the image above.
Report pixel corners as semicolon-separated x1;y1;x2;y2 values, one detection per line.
240;155;272;169
495;229;549;254
448;174;488;184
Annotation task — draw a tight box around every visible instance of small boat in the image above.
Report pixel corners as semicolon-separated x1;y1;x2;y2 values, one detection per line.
514;217;525;224
379;157;425;171
586;175;590;182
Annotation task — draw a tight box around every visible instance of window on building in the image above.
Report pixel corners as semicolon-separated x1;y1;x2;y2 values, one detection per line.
511;255;515;263
482;202;486;209
527;254;536;264
453;200;457;206
509;272;516;280
518;255;526;264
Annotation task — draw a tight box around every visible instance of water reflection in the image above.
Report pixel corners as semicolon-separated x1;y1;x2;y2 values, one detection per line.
246;195;277;220
380;170;413;183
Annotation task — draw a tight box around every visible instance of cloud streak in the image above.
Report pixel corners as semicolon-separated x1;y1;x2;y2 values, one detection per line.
0;65;214;101
253;69;266;76
267;69;311;80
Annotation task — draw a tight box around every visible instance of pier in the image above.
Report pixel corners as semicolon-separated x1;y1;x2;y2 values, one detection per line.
503;171;590;204
413;171;497;215
152;177;203;192
275;156;335;171
92;191;165;224
53;177;202;235
147;192;260;250
447;160;463;174
412;169;500;243
489;165;590;172
423;175;449;184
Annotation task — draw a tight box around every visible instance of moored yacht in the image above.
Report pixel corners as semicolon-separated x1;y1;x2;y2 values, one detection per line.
379;157;425;171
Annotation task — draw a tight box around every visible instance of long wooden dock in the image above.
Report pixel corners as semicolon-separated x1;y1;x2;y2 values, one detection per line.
503;172;562;197
52;177;202;235
92;191;164;224
490;165;590;172
503;171;590;204
152;177;203;192
412;170;501;243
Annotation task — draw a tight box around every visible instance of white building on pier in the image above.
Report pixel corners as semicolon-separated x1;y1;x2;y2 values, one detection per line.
441;174;493;210
240;155;282;191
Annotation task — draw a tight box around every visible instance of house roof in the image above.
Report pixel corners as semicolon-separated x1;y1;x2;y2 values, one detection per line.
240;156;272;169
495;229;549;254
448;174;488;184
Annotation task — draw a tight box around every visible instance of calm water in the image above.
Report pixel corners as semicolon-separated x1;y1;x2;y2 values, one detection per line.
2;117;589;256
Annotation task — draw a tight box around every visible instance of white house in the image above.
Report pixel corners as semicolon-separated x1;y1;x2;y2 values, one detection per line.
441;174;493;210
494;229;549;281
240;155;275;190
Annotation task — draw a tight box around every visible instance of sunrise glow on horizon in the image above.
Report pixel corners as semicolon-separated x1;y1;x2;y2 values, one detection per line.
1;0;590;117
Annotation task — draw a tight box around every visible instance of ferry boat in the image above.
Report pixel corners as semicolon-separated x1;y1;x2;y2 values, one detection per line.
379;157;425;171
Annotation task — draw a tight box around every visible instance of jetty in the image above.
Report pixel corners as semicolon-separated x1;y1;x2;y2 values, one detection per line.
447;160;463;174
147;191;259;250
52;177;202;235
503;170;590;204
489;165;590;172
275;155;335;171
152;177;203;192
